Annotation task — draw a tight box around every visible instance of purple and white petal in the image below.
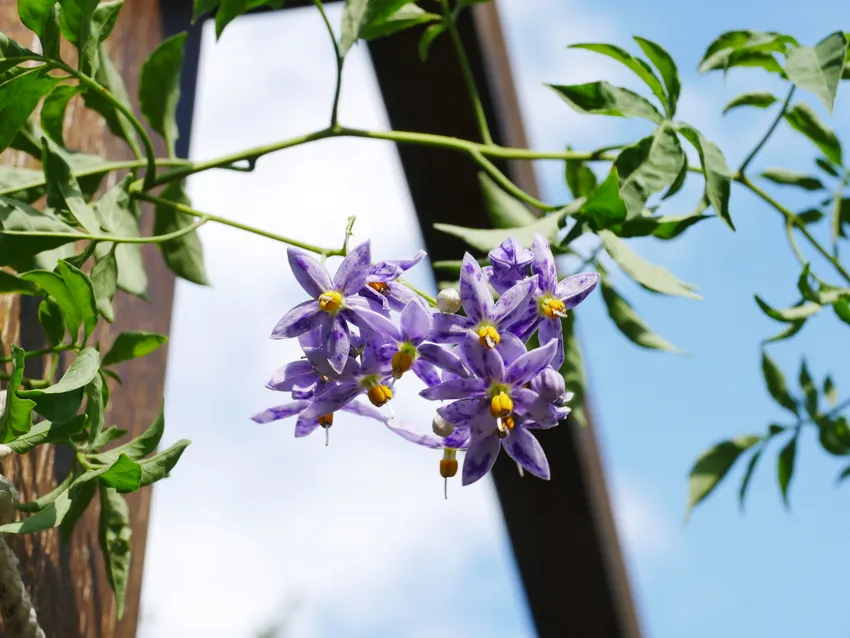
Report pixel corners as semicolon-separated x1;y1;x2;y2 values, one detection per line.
443;427;471;450
271;300;324;339
530;234;557;293
298;328;323;349
288;248;334;298
530;367;566;402
505;339;557;387
265;360;313;391
294;418;321;438
470;410;498;440
400;301;432;345
359;285;390;310
510;387;540;414
557;272;600;309
460;333;505;382
384;418;445;449
429;313;474;344
538;317;565;370
386;282;422;313
418;343;470;378
291;384;316;400
529;399;567;428
495;333;527;367
459;253;494;323
437;398;483;427
390;249;426;274
342;298;401;341
461;435;501;485
250;400;310;424
502;427;550;480
300;382;363;419
341;401;386;422
369;250;426;282
362;343;396;373
304;346;360;381
420;377;487;401
492;275;537;327
321;315;351;375
412;359;442;388
334;241;371;295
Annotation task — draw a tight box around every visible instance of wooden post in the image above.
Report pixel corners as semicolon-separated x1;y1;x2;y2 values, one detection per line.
0;2;177;635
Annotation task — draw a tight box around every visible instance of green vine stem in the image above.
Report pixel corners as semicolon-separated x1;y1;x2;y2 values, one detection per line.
313;0;344;130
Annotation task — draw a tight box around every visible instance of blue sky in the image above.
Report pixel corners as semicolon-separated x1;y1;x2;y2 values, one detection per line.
139;1;849;637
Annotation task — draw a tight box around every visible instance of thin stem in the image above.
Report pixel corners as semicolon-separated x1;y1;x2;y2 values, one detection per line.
1;219;208;244
832;173;848;257
135;192;344;257
0;372;50;389
739;86;795;174
785;216;806;267
439;0;493;144
0;343;75;364
396;277;438;308
313;0;344;129
472;151;560;212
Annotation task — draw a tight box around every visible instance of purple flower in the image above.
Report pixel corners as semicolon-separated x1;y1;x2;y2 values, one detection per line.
250;399;385;443
430;253;537;361
511;234;599;368
360;249;427;312
484;238;534;294
420;335;558;485
271;242;399;374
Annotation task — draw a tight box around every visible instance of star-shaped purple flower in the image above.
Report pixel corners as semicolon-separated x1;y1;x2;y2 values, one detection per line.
360;249;427;312
484;237;534;295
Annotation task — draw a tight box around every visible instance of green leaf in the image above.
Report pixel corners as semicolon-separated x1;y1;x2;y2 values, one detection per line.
80;0;123;77
760;168;823;191
93;176;147;297
91;425;128;450
84;370;105;450
360;4;438;41
797;208;824;224
0;270;37;295
762;350;799;414
579;168;627;228
565;150;598;199
40;3;61;60
824;375;837;406
102;332;168;367
754;295;821;322
56;259;97;341
153;181;209;285
137;439;190;487
98;453;142;493
839;466;850;483
58;476;96;543
139;32;186;157
91;251;117;323
214;0;286;39
83;44;140;152
434;201;580;252
0;346;36;443
0;196;80;271
815;157;839;177
21;270;81;337
340;0;416;57
598;229;700;299
90;407;164;463
98;486;131;619
661;153;688;200
699;31;795;74
763;320;806;344
560;312;587;428
38;297;64;345
477;172;536;228
418;23;444;62
677;124;733;230
547;81;664;123
18;0;56;39
834;297;850;325
783;103;842;165
0;67;59;153
42;141;101;234
617;211;710;240
686;435;761;518
21;347;99;398
58;0;98;66
0;472;91;534
41;84;79;146
614;123;685;219
722;91;778;114
0;165;48;203
785;32;847;113
777;433;798;506
799;360;818;416
739;446;764;511
817;416;850;456
599;278;684;353
193;0;220;22
17;471;74;513
7;414;86;454
633;37;680;117
567;43;666;111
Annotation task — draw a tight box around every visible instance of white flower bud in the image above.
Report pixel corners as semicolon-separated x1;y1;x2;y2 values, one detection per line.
432;414;455;438
437;288;462;314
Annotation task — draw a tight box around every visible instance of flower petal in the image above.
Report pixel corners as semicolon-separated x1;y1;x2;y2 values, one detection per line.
369;250;426;282
538;317;565;370
429;313;473;344
510;387;540;414
343;298;401;341
266;360;314;391
386;282;421;313
530;234;557;293
304;346;360;381
301;382;362;419
418;343;470;378
341;400;386;422
471;409;498;440
462;435;501;485
288;248;333;298
557;272;600;309
412;359;442;387
334;241;371;295
496;333;527;367
271;300;324;339
384;418;445;449
492;275;537;328
359;285;390;310
505;339;557;387
321;315;350;375
437;398;483;427
298;328;323;349
250;400;310;424
503;427;550;480
443;427;471;450
420;377;487;400
294;418;321;437
460;333;505;383
400;301;432;344
459;252;493;323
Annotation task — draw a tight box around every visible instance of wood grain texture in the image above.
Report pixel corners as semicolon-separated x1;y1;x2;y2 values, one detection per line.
0;2;174;636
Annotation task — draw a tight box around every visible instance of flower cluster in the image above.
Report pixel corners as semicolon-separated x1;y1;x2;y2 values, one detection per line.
252;234;599;494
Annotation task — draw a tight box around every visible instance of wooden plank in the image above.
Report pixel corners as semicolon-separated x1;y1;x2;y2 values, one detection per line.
0;2;184;635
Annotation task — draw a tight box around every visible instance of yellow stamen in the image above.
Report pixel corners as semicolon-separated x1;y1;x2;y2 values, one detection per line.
392;351;413;377
489;392;513;419
367;384;393;407
318;290;343;312
368;281;390;294
477;325;501;349
439;449;458;478
542;297;566;319
318;414;334;428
